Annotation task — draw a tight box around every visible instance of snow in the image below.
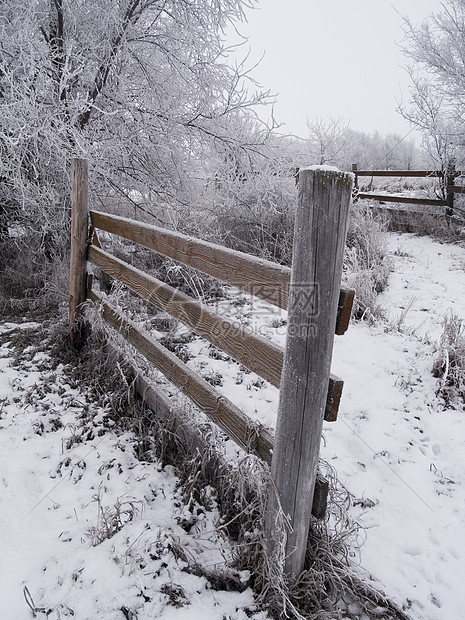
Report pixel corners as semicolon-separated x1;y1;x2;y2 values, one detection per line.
0;326;263;619
328;234;465;620
301;164;342;173
1;231;465;619
378;233;465;340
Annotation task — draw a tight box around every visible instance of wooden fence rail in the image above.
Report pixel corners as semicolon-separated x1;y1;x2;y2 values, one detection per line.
69;159;354;581
352;169;445;177
88;243;344;421
89;210;355;335
351;164;461;217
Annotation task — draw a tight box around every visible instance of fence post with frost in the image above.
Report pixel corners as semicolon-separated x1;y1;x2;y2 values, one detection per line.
445;160;457;219
69;158;89;348
265;166;353;579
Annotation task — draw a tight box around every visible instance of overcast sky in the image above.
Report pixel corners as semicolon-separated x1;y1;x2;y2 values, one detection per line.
231;0;443;140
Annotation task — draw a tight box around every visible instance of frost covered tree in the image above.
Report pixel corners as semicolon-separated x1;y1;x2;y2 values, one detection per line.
210;124;297;264
400;0;465;168
0;0;274;293
305;116;350;166
297;120;419;172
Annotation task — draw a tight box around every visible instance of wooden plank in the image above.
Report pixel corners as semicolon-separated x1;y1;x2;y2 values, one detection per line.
324;376;343;422
89;288;275;463
354;170;444;178
69;158;89;348
311;473;329;520
90;210;290;309
89;244;343;421
265;167;353;578
89;210;354;334
358;193;447;207
336;288;354;336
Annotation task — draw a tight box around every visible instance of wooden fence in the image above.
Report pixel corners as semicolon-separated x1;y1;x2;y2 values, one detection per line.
69;158;354;579
351;164;462;218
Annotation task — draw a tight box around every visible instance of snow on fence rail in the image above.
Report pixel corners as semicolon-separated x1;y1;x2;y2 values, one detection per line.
69;158;354;579
351;164;461;217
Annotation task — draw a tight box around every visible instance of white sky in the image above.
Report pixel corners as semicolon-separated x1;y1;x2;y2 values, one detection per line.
231;0;444;139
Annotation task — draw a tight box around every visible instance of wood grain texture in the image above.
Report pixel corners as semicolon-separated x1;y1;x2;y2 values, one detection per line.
89;287;274;463
89;243;343;421
90;210;290;308
266;168;353;578
89;210;354;335
88;244;284;387
69;158;89;348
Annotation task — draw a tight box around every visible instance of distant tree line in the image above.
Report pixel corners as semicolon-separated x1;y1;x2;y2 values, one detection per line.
290;116;423;172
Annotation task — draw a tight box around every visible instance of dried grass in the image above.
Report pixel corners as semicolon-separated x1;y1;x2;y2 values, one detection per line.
433;313;465;406
0;224;71;319
344;205;391;322
221;460;409;620
13;262;413;619
88;493;142;547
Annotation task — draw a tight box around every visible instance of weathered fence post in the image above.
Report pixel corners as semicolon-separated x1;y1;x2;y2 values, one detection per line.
69;158;89;348
264;167;353;579
445;160;456;219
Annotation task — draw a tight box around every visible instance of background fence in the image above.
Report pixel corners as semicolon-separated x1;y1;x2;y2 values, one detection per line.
351;164;463;218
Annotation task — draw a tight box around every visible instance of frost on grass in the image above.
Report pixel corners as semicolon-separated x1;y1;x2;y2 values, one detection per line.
3;229;465;619
433;312;465;406
0;317;412;620
0;322;264;619
344;204;391;321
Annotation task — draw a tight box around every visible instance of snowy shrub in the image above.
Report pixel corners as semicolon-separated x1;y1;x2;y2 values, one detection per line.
213;173;296;266
0;235;72;318
433;313;465;406
344;204;391;320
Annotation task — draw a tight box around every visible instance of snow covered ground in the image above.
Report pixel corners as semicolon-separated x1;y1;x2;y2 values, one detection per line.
0;326;263;619
329;234;465;620
1;232;465;619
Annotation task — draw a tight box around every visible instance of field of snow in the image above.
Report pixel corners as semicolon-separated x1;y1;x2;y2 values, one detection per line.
1;231;464;619
329;234;465;619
